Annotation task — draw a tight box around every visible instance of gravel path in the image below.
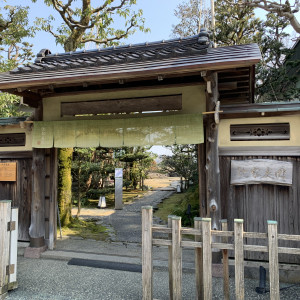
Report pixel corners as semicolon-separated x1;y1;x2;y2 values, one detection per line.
5;183;300;300
7;257;300;300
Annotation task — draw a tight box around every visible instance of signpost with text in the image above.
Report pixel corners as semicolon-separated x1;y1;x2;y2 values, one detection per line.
115;168;123;210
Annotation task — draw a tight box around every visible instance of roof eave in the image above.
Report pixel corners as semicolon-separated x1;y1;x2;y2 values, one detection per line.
0;57;261;91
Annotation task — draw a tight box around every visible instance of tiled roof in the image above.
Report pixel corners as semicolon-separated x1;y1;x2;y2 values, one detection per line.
11;30;211;75
0;30;261;91
0;117;27;126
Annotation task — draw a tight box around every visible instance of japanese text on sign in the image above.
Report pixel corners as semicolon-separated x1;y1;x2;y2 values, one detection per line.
0;162;17;182
231;159;293;186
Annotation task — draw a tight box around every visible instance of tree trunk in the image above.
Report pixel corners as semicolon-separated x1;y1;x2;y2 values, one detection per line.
58;148;73;227
77;166;81;218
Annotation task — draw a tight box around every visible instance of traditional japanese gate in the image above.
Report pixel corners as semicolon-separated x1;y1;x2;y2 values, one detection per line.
0;31;262;255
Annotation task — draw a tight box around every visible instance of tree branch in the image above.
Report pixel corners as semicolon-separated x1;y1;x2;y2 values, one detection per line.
0;7;15;33
242;0;300;33
91;0;128;14
47;24;61;40
50;0;75;29
81;20;135;44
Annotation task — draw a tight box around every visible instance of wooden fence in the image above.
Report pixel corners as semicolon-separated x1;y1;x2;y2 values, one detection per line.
142;206;300;300
0;200;18;299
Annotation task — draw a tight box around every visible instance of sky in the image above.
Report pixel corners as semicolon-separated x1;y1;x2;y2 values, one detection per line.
6;0;186;55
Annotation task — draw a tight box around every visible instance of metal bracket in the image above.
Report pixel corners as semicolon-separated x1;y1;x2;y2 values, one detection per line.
7;221;16;231
6;264;15;275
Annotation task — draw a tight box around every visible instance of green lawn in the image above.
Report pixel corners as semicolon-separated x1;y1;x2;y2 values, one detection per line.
59;218;109;241
154;185;199;226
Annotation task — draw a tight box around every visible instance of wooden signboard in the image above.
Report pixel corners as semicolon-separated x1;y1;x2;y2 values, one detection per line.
231;159;293;186
0;162;17;182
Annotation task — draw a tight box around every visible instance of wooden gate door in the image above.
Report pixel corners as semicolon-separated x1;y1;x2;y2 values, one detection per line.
0;152;32;241
220;156;300;263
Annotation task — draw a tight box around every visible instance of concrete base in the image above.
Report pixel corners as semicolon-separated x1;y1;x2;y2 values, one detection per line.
24;245;47;259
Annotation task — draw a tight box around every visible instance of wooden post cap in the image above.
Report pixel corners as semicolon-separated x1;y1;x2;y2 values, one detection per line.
171;216;181;220
220;219;228;223
194;217;203;221
201;218;211;222
234;219;244;223
267;220;278;225
0;200;12;203
168;215;176;219
142;206;152;210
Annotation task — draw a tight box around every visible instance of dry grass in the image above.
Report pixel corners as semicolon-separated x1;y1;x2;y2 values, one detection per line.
87;189;147;207
144;175;180;189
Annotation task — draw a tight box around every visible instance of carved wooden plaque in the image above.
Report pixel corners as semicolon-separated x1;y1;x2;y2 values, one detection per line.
231;159;293;186
0;133;26;147
230;123;290;141
0;162;17;181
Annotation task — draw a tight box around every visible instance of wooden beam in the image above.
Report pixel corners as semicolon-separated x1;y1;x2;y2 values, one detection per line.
61;94;182;116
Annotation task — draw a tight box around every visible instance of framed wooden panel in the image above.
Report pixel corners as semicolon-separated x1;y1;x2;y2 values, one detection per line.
0;162;17;181
230;123;290;141
61;94;182;116
0;133;26;147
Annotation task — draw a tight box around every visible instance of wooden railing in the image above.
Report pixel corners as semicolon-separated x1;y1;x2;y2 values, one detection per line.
142;206;300;300
0;200;18;299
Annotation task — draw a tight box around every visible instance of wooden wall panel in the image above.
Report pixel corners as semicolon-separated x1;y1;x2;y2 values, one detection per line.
220;156;300;264
0;157;32;241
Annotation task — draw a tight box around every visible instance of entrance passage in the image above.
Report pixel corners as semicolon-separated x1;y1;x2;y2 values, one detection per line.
32;114;203;148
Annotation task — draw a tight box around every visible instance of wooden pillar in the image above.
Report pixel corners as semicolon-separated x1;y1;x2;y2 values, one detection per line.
44;148;58;250
202;218;212;300
29;148;46;247
234;219;244;300
142;206;153;300
197;144;206;217
168;215;174;300
8;207;18;291
268;221;280;300
221;219;230;300
0;200;11;298
203;71;221;229
194;217;204;300
171;216;182;300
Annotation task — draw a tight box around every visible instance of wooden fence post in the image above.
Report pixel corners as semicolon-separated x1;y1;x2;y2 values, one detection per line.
172;216;182;300
234;219;244;300
202;218;212;300
194;217;204;300
268;221;280;300
142;206;153;300
8;208;18;291
168;215;174;300
0;200;11;298
221;219;230;300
